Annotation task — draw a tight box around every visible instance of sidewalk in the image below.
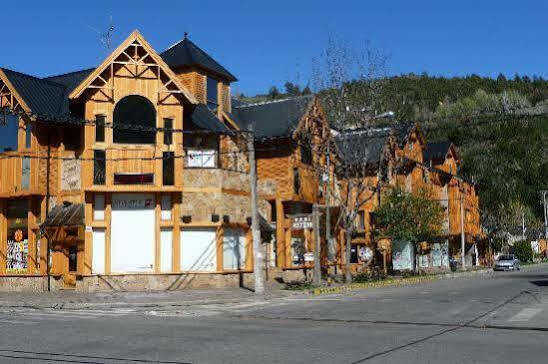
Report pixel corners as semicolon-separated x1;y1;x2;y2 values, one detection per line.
2;263;545;311
0;287;298;311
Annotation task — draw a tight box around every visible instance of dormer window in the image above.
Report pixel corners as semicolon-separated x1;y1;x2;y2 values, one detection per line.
207;77;218;110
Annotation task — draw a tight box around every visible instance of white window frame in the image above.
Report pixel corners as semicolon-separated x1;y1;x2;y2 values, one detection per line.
186;149;217;168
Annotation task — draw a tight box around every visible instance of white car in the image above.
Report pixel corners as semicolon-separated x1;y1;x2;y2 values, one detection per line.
494;255;521;271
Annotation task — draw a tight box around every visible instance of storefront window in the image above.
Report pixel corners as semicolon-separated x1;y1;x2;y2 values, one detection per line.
6;200;29;273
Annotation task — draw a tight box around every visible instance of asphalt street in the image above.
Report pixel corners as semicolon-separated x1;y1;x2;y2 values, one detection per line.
1;266;547;363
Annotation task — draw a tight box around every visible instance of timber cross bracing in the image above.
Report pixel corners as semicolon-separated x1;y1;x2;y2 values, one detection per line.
0;74;27;114
69;31;197;105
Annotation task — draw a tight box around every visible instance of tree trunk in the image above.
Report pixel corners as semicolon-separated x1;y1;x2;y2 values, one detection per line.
345;230;352;282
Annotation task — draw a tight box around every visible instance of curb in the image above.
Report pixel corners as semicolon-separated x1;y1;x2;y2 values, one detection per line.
308;262;548;296
310;275;439;296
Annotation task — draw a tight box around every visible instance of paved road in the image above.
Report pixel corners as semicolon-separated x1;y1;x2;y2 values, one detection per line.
1;266;547;363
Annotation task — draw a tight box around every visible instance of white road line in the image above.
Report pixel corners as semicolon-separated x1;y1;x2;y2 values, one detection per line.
508;308;542;322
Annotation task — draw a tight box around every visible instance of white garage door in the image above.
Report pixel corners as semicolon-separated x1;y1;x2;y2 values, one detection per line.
181;228;217;272
111;193;155;273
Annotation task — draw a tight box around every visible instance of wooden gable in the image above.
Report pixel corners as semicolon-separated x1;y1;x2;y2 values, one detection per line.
69;30;197;105
0;70;31;114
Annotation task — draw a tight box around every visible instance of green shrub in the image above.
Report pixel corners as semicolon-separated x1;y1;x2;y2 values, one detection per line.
511;240;533;263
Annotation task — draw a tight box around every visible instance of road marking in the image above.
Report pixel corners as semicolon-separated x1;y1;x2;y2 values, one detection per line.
508;308;542;322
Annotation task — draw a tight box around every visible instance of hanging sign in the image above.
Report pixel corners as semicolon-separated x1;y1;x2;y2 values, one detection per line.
291;214;313;230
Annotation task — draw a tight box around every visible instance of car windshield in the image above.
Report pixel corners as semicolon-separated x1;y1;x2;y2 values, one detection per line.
498;255;514;261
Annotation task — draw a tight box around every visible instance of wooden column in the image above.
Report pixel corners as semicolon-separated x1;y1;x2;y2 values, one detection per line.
155;193;161;273
27;198;37;274
83;194;93;275
285;227;292;269
105;194;112;274
275;193;286;268
172;193;181;272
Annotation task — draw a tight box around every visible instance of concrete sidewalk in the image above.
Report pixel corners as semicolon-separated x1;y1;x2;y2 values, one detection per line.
2;263;545;312
0;287;299;311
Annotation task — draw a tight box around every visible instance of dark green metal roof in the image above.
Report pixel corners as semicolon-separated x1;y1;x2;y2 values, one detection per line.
1;68;66;116
160;37;237;82
424;141;454;164
232;96;314;139
187;104;228;132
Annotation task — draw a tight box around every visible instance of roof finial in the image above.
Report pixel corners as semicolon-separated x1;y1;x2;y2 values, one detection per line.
184;32;188;40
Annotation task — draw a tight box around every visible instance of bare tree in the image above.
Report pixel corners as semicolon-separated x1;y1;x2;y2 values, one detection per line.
304;36;389;281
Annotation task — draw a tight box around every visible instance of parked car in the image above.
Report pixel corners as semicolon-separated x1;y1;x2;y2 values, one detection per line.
493;255;521;271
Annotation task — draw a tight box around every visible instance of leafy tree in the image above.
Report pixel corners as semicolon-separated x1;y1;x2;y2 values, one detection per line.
512;240;533;263
267;86;281;100
374;186;445;271
284;82;301;96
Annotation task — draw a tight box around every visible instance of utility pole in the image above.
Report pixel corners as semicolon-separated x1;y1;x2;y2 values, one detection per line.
541;190;548;240
522;212;526;240
248;124;264;296
313;204;321;286
325;142;334;271
45;131;51;291
460;187;466;270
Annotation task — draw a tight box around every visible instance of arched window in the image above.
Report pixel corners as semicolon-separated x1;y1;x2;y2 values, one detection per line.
113;95;156;144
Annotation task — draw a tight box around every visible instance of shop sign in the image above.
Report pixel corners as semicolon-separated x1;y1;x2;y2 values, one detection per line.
304;252;314;262
291;214;313;230
112;196;154;210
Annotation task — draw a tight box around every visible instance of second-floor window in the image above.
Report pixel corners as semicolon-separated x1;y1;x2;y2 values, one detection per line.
163;119;173;145
301;145;312;165
187;150;217;168
95;115;105;143
294;168;300;194
25;123;32;149
0;114;19;152
207;77;218;110
113;95;156;144
184;134;218;168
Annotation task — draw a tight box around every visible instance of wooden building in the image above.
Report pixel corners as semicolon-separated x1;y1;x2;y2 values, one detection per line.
334;125;483;273
228;96;335;280
0;31;272;291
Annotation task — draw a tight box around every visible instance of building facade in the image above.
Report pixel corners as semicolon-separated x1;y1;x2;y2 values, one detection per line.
0;31;271;292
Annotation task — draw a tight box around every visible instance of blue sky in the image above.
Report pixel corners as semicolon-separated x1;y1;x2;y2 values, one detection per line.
1;0;547;96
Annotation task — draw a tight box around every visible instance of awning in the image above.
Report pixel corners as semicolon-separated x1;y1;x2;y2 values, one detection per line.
41;202;85;228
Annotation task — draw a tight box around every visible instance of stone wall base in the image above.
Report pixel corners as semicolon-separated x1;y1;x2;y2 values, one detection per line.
0;268;311;292
76;272;261;292
0;276;64;292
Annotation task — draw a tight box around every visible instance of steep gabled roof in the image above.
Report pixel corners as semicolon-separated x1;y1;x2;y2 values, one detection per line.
43;68;95;115
0;68;66;116
161;37;237;82
335;128;392;168
424;141;457;164
232;96;314;139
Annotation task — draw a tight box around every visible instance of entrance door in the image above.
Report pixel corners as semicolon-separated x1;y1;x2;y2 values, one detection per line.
181;228;217;272
111;194;155;273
